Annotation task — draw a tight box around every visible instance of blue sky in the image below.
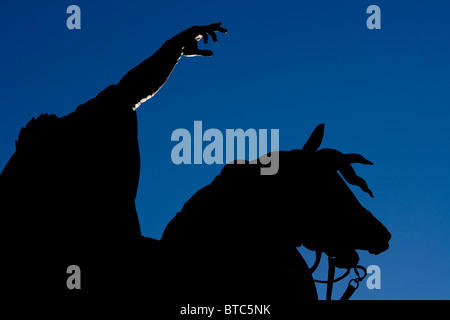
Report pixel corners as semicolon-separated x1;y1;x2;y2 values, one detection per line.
1;1;449;300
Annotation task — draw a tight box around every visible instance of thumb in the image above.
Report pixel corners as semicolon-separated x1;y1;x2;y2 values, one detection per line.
195;49;213;57
183;49;213;57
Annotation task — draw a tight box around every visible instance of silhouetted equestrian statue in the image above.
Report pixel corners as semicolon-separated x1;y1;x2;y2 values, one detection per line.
1;23;390;309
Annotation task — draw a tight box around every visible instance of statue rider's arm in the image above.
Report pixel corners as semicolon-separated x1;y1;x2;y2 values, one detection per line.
116;23;227;111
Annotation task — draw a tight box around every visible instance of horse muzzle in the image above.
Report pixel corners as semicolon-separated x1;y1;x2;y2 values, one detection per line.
367;228;391;255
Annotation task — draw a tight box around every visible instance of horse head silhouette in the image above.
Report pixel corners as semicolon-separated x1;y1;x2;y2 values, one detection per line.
292;124;390;260
160;123;391;301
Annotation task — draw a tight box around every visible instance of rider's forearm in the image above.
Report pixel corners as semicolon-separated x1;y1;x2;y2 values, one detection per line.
117;37;183;110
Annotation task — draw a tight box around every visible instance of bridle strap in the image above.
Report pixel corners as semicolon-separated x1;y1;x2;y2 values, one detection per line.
326;256;336;301
308;250;322;273
340;280;358;300
340;265;367;300
309;251;367;300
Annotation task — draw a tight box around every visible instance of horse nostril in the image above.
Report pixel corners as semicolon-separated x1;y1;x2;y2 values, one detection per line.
369;243;389;255
372;240;390;255
367;228;391;255
386;230;392;242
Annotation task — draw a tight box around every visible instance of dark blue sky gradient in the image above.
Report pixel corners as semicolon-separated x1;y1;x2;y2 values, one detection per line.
1;1;449;299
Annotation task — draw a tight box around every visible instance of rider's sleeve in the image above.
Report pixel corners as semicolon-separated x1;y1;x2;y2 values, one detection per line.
116;38;184;111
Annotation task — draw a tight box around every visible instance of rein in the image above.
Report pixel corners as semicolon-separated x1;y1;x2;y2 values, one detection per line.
309;251;367;300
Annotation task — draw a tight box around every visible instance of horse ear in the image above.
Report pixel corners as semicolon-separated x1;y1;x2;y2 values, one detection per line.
302;124;325;152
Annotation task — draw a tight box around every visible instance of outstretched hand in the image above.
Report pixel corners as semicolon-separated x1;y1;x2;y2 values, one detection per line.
172;23;227;57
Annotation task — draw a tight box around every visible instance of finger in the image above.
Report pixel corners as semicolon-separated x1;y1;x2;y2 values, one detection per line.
212;22;227;33
205;22;227;34
217;26;228;34
208;31;218;43
202;32;208;44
